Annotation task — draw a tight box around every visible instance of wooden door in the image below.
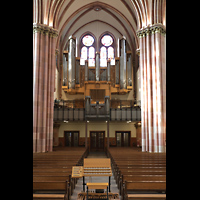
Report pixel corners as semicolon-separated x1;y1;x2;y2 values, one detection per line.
64;131;79;147
90;131;105;151
116;131;130;147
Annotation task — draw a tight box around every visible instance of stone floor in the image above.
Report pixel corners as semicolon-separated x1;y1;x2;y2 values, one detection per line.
71;151;121;200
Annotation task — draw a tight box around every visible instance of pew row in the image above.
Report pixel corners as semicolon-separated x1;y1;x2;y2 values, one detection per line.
124;181;166;200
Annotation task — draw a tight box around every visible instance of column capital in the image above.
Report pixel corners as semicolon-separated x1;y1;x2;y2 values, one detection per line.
136;23;166;37
33;23;58;37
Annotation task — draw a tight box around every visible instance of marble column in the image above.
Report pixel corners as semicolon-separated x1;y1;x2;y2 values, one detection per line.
33;26;40;153
33;23;58;153
137;23;166;153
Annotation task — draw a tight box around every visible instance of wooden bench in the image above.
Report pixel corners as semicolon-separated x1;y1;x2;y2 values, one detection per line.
33;168;72;173
33;194;66;199
33;147;89;200
33;180;69;200
119;175;166;196
106;147;166;200
123;181;166;200
127;194;166;199
33;174;75;191
115;168;166;185
33;172;75;197
33;180;68;191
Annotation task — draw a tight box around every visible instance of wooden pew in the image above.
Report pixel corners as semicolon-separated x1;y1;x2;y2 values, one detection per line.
115;168;166;185
33;194;66;199
33;147;89;200
119;175;166;196
123;181;166;200
106;147;166;200
33;180;68;200
33;168;73;173
33;174;74;195
33;180;68;191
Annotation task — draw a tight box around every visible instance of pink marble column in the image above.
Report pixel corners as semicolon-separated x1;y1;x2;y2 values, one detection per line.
33;29;40;153
33;24;58;153
42;30;49;152
36;30;45;152
146;29;153;152
138;32;145;152
143;33;148;152
161;32;166;152
49;34;56;152
137;24;166;153
46;33;52;152
151;28;158;152
155;27;166;152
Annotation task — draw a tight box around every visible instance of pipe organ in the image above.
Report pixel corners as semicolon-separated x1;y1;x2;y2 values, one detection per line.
62;35;133;97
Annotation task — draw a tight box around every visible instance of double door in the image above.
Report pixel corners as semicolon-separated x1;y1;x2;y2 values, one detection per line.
116;131;130;147
90;131;105;151
64;131;79;147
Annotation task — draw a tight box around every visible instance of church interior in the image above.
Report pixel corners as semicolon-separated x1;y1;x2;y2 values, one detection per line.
33;0;166;199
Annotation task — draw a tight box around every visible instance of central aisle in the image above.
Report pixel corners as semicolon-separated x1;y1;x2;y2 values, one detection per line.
71;151;121;200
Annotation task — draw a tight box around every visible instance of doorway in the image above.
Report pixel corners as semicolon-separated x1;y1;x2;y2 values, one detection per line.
116;131;131;147
64;131;79;147
90;131;105;151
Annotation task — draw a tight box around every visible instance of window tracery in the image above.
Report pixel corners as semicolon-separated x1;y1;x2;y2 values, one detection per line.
80;34;95;66
80;33;115;67
100;34;115;66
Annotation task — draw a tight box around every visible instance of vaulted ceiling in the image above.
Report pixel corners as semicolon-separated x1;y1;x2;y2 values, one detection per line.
33;0;166;54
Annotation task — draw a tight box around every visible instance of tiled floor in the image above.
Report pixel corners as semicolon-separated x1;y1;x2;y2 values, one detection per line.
71;151;121;200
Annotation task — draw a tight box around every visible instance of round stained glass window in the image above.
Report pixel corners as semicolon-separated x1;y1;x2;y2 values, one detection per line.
82;35;94;46
101;35;113;46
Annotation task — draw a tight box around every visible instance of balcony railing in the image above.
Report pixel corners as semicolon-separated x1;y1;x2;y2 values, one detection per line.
53;99;141;122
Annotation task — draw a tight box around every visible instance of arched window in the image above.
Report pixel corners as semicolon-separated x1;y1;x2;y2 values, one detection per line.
100;34;115;66
80;34;95;66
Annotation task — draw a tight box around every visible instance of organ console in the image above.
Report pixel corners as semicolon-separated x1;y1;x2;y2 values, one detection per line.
72;158;112;192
